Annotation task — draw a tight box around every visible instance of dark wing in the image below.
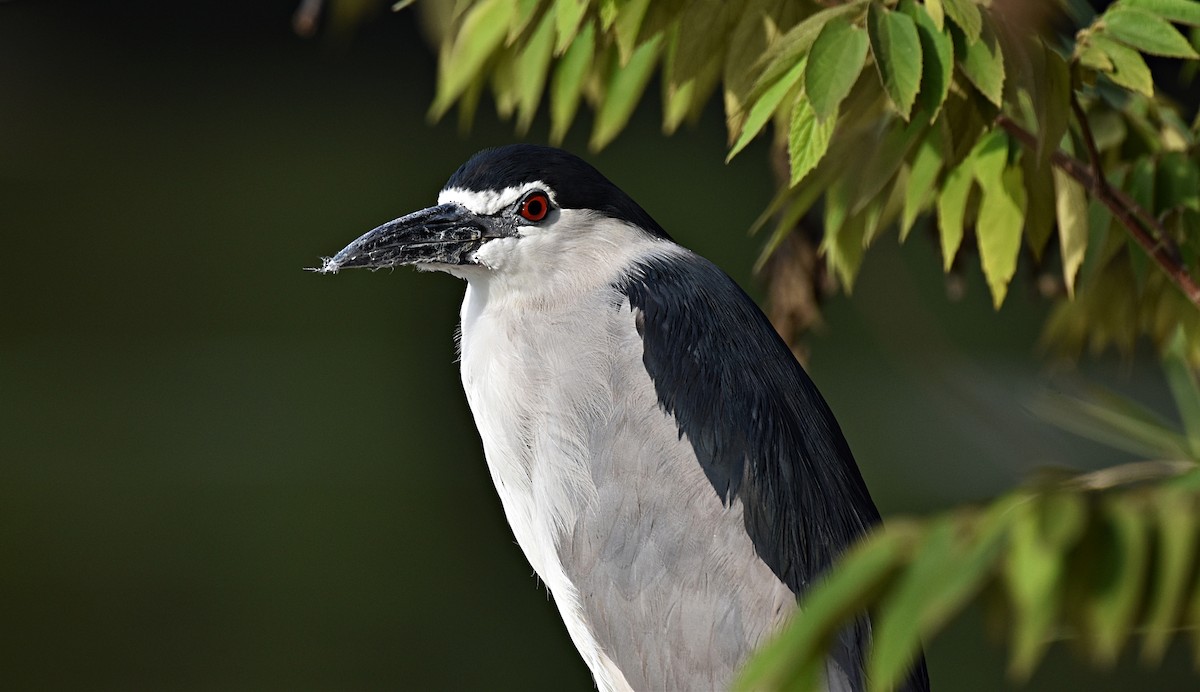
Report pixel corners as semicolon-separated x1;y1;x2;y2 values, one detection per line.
616;251;930;692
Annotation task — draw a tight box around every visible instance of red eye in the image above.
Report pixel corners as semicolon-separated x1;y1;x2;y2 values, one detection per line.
519;192;550;222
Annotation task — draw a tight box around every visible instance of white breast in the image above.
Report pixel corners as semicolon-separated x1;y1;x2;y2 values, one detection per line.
454;217;681;692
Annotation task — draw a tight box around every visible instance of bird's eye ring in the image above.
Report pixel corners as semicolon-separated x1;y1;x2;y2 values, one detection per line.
518;192;550;222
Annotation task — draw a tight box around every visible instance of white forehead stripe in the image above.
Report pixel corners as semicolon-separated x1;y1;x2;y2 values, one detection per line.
438;182;553;215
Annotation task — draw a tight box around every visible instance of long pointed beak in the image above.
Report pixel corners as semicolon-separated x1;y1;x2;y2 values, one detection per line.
314;203;497;273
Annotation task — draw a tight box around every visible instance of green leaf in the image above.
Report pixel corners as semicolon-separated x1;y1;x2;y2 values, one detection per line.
926;0;946;30
1019;148;1054;260
1103;6;1200;58
977;162;1026;309
1142;488;1199;663
1036;48;1071;169
903;0;954;120
728;57;808;161
614;0;652;62
590;32;663;150
507;0;544;43
514;8;557;133
1158;151;1200;212
869;3;923;120
723;0;774;139
751;1;869;100
1124;0;1200;26
823;186;870;291
1053;168;1089;298
1092;34;1155;95
553;0;589;55
1086;496;1150;665
788;93;836;186
735;523;919;691
943;0;981;43
870;506;1012;689
1164;327;1200;458
901;126;946;239
430;0;519;118
959;16;1006;107
806;16;871;121
549;19;594;143
938;156;974;270
1004;494;1074;679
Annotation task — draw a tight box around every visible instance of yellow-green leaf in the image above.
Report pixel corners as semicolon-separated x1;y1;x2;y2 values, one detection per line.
869;3;923;120
549;19;594;143
937;157;974;270
1103;6;1200;58
977;164;1026;309
431;0;520;118
1142;489;1199;663
614;0;652;61
926;0;945;30
590;33;663;150
902;126;946;239
943;0;981;43
806;17;871;121
788;92;836;186
553;0;589;56
1053;168;1089;298
1003;495;1066;679
728;57;808;161
514;8;557;132
1087;496;1150;665
1092;34;1155;96
959;16;1006;107
735;523;919;691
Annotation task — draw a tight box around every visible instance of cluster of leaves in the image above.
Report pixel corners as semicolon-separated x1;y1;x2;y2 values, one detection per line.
737;329;1200;691
410;0;1200;364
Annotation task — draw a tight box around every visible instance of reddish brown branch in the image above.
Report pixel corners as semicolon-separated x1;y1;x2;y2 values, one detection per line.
996;115;1200;308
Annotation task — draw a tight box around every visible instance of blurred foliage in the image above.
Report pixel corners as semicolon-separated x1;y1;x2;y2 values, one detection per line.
398;0;1200;366
310;0;1200;688
738;325;1200;690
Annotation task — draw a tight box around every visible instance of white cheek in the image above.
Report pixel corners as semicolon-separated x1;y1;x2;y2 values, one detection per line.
473;237;520;269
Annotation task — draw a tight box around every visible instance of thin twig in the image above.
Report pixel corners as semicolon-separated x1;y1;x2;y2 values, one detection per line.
1070;94;1107;197
996;115;1200;308
1066;460;1197;491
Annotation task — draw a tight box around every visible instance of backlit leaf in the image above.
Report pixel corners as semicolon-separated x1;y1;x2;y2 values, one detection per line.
613;0;652;61
553;0;589;55
938;156;974;270
902;125;946;239
788;92;836;186
1103;6;1199;58
1092;34;1155;96
431;0;519;118
728;57;808;161
926;0;945;30
549;19;594;143
735;523;919;691
591;32;663;149
977;163;1026;309
806;17;871;121
1054;168;1089;298
1142;489;1198;663
1086;496;1149;665
869;3;923;120
1036;48;1071;169
943;0;981;44
514;7;557;133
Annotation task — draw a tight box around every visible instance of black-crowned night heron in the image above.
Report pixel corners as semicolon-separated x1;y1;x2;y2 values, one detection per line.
317;145;929;692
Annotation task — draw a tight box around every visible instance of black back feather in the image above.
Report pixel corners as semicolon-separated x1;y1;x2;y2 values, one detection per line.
616;253;930;692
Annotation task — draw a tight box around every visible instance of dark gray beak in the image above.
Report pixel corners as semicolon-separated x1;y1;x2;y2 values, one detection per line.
314;203;500;273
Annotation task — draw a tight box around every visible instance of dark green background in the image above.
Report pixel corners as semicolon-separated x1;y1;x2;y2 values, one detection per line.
1;1;1192;689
